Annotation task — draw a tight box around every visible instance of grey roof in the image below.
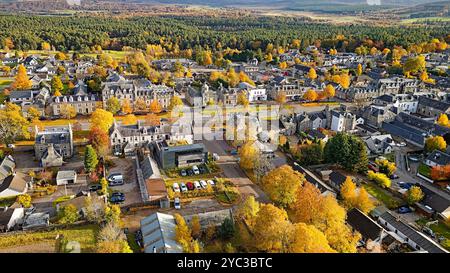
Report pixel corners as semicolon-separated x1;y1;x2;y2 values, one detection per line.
425;150;450;166
379;211;448;253
329;171;347;188
0;155;15;181
9;91;33;99
141;156;161;180
56;170;77;181
0;172;27;195
418;96;450;112
140;212;183;253
35;127;72;145
0;209;14;228
347;208;383;241
292;163;334;195
418;185;450;214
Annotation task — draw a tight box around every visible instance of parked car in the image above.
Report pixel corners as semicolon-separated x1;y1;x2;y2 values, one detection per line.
200;180;207;189
110;193;125;204
397;206;413;214
207;179;215;186
422;227;436;238
198;165;207;174
194;181;201;190
109;179;124;187
192;165;200;175
180;183;188;193
174;197;181;210
213;153;220;161
180;169;187;177
408;155;420;162
7;144;15;149
390;174;400;179
89;184;102;192
108;173;124;183
230;149;238;155
398;142;407;147
186;182;194;191
445;185;450;193
398;182;413;190
172;182;180;193
187;169;194;176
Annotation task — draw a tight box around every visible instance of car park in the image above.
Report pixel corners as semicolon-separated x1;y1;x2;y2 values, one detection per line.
187;169;194;176
174;197;181;210
109;179;124;187
200;180;207;189
180;183;188;193
194;181;201;190
198;165;207;174
207;179;215;186
180;169;187;177
186;182;194;191
172;183;180;193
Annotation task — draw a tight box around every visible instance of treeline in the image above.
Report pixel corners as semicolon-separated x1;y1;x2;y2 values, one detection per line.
0;14;449;53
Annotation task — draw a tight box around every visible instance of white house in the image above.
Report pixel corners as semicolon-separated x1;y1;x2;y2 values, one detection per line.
363;134;395;155
238;82;267;102
56;170;78;186
0;207;24;232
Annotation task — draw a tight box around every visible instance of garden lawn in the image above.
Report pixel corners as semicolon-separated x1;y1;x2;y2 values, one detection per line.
0;224;99;252
418;163;431;178
363;182;403;209
416;218;450;251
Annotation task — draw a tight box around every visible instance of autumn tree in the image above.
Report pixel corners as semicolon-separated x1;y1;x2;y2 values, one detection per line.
323;84;336;99
149;100;162;114
59;104;76;120
307;68;317;80
191;215;201;239
13;64;31;90
356;64;363;76
121;99;133;115
303;89;318;101
0;102;30;145
238;141;258;170
84;145;99;173
122;114;138;125
275;91;287;105
405;186;424;205
58;204;79;224
168;95;183;111
261;165;304;208
252;204;291;252
375;158;395;176
425;136;447;152
367;170;391;188
41;42;51;51
27;106;41;121
288;223;335;253
237;91;249;107
50;75;64;95
90;109;114;133
17;194;32;208
355;187;375;214
340;176;357;208
236;195;260;227
88;126;110;157
106;97;121;115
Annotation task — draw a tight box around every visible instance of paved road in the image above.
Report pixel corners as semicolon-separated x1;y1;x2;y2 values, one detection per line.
203;139;270;203
394;147;450;200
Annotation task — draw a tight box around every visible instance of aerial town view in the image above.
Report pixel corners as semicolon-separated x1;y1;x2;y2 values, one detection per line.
0;0;449;262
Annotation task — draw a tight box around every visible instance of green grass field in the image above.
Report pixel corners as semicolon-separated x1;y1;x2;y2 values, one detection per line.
0;224;99;253
401;17;450;24
363;182;403;209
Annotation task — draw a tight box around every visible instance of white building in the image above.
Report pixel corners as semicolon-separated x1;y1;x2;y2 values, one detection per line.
238;82;267;102
140;212;183;253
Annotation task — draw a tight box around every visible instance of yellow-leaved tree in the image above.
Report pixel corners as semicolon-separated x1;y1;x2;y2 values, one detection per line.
90;109;114;133
13;64;32;90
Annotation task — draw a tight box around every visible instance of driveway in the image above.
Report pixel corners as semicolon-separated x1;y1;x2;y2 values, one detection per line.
106;157;141;206
203;139;270;203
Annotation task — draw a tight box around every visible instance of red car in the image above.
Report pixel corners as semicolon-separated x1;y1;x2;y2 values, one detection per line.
186;182;195;191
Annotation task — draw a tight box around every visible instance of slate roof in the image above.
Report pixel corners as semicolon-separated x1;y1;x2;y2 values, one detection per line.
329;171;347;188
418;185;450;214
418;96;450;112
379;211;448;253
35;127;72;145
0;172;27;194
0;155;15;181
347;208;383;241
425;150;450;166
0;209;14;228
